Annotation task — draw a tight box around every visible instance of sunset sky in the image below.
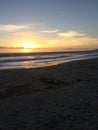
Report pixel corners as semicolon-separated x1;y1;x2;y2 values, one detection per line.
0;0;98;53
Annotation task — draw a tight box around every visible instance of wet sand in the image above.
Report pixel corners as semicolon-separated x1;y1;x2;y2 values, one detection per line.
0;58;98;130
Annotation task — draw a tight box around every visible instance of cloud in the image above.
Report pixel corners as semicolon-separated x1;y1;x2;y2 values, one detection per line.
41;29;59;33
58;31;86;38
55;36;98;49
0;24;31;32
0;46;24;49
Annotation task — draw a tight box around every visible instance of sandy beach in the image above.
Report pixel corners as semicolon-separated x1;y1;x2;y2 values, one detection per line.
0;58;98;130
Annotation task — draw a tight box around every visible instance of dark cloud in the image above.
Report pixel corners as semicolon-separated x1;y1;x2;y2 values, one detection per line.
0;46;24;49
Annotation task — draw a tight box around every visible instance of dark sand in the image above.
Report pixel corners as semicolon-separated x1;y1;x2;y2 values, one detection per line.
0;58;98;130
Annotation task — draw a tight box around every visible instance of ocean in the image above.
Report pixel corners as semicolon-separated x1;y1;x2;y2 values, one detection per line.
0;50;98;69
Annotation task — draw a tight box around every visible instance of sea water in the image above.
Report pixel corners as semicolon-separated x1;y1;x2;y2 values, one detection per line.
0;51;98;69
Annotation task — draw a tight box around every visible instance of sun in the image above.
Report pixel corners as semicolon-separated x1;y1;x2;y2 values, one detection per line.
23;44;33;49
21;43;35;53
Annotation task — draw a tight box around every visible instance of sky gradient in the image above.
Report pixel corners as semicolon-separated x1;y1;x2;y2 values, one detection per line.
0;0;98;53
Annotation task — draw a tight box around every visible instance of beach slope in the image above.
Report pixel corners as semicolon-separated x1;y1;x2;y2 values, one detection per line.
0;58;98;129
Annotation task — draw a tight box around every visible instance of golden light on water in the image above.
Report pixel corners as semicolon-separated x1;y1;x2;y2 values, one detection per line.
22;48;32;53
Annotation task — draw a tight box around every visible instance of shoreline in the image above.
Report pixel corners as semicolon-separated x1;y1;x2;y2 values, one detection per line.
0;56;98;71
0;58;98;129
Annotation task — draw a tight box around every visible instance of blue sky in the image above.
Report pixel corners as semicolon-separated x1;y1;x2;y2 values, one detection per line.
0;0;98;52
